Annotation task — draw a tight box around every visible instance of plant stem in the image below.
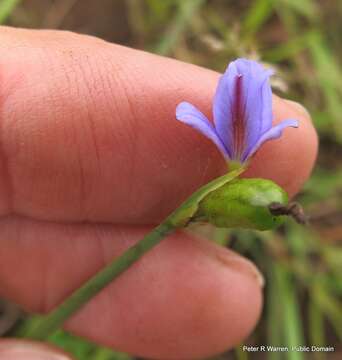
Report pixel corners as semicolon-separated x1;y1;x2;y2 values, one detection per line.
15;221;174;340
14;167;244;340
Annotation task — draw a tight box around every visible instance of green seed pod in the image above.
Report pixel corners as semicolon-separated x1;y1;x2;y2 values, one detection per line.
195;178;289;231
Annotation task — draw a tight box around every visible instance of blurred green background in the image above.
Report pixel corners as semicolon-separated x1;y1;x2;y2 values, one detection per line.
0;0;341;359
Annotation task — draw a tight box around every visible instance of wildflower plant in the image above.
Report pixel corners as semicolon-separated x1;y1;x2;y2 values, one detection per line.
176;59;298;166
14;59;305;340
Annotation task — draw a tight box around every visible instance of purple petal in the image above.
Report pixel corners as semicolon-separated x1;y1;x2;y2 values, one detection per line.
176;101;230;159
212;62;239;155
234;60;274;158
213;59;274;162
244;119;299;161
242;76;274;159
260;74;274;134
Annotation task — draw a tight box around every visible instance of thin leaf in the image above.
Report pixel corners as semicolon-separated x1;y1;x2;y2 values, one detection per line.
267;261;283;360
0;0;21;23
169;167;245;227
242;0;274;38
153;0;205;55
278;0;317;19
313;283;342;340
308;298;326;360
274;263;305;360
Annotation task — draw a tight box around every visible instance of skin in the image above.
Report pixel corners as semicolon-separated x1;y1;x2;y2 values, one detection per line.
0;27;318;360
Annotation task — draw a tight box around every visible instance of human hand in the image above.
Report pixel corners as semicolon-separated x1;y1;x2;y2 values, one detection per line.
0;27;317;360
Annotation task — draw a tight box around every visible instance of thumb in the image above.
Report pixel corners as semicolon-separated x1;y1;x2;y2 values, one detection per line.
0;340;73;360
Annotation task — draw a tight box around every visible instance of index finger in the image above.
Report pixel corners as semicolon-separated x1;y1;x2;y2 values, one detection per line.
0;27;318;224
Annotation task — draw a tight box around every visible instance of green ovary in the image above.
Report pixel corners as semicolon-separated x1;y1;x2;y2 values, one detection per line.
196;178;289;230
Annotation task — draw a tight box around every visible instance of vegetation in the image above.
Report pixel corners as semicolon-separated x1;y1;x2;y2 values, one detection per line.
2;0;341;359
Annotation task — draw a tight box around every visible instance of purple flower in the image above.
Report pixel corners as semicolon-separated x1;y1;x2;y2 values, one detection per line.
176;58;298;164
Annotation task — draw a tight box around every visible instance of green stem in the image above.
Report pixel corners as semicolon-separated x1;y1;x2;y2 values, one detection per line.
14;167;245;340
15;221;174;340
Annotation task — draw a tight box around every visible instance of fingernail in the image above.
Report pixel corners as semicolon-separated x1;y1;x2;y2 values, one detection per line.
213;245;265;287
219;252;265;288
283;100;311;119
0;340;72;360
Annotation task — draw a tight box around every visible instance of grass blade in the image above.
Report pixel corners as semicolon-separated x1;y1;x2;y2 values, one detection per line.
274;263;305;360
153;0;205;55
0;0;21;23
